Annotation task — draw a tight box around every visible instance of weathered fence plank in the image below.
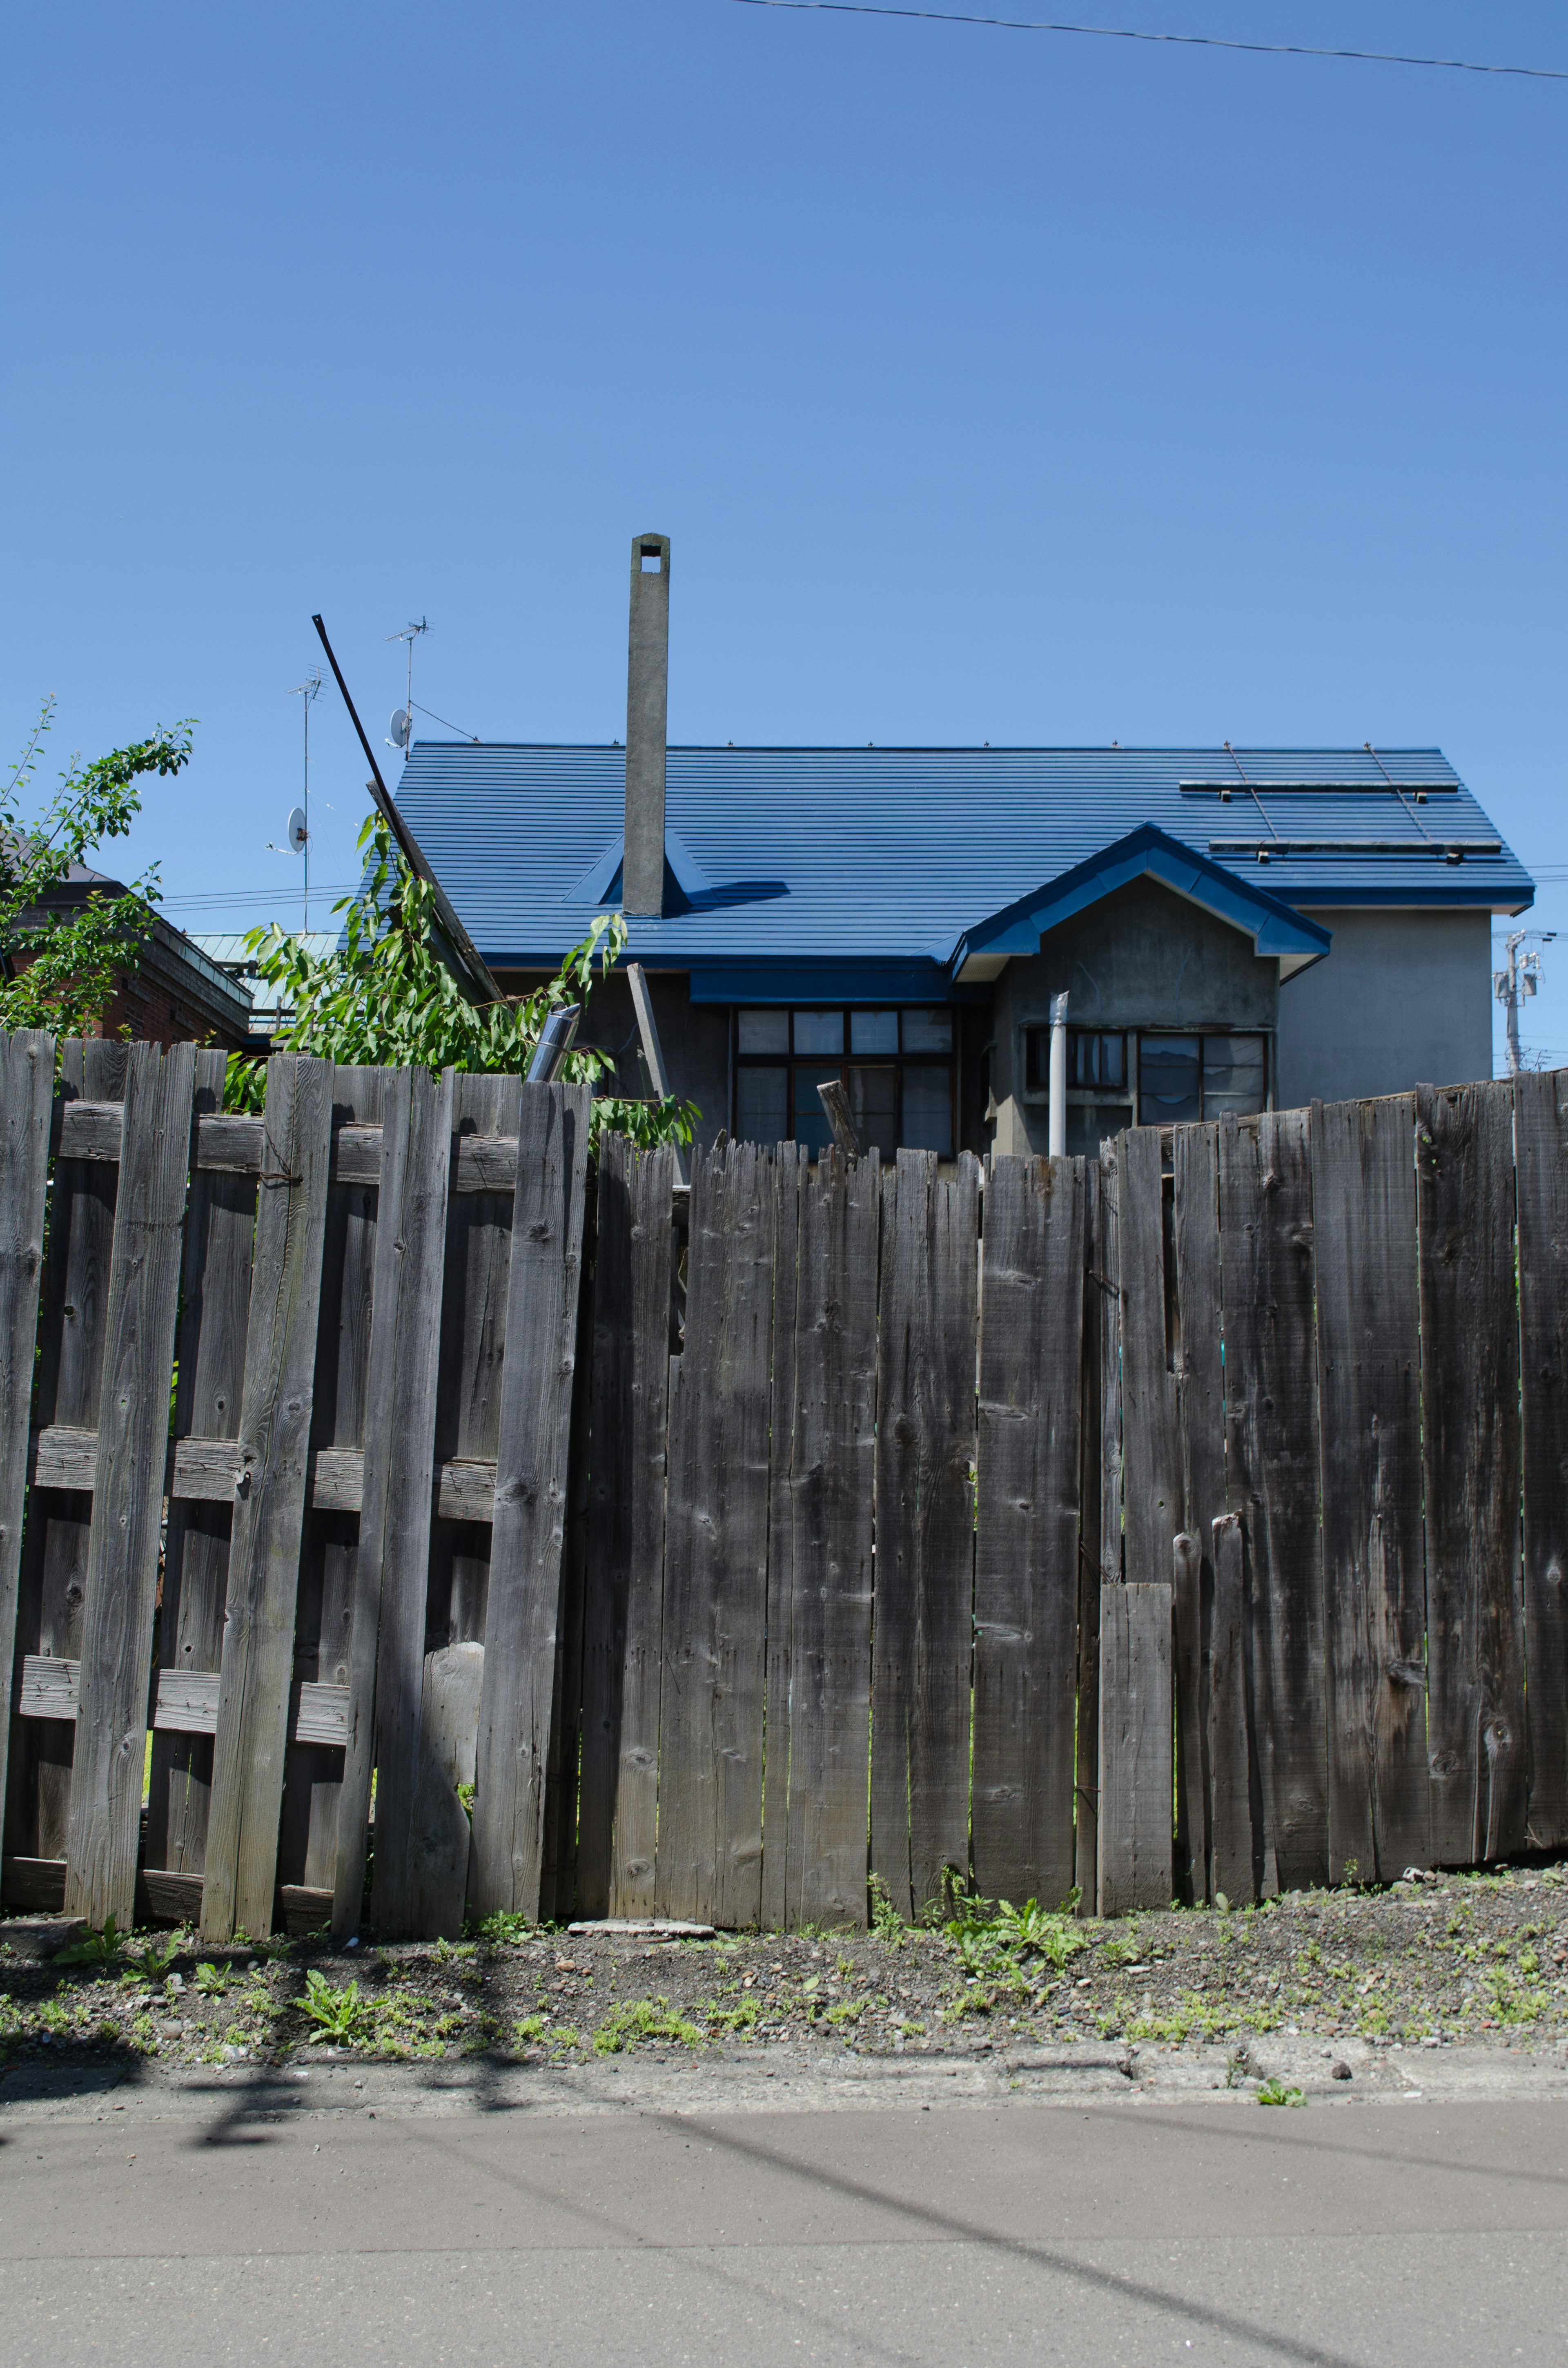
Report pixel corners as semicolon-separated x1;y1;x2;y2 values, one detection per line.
972;1153;1083;1915
1312;1093;1430;1883
760;1144;808;1931
775;1148;879;1927
1118;1128;1182;1592
1219;1108;1325;1896
873;1151;979;1924
64;1042;198;1929
467;1081;591;1922
1207;1512;1253;1904
1097;1581;1172;1915
0;1030;54;1839
201;1055;335;1942
1076;1152;1121;1910
658;1142;775;1926
1515;1068;1568;1851
1172;1121;1223;1902
1418;1079;1526;1865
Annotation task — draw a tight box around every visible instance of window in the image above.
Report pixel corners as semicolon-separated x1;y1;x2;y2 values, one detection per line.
735;1008;956;1157
1025;1028;1127;1095
1136;1032;1267;1126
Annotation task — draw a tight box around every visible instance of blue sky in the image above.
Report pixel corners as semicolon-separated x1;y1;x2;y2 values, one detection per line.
5;2;1565;1068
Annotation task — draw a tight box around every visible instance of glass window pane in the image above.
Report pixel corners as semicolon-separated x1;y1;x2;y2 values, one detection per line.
850;1010;898;1055
738;1007;788;1055
737;1065;788;1144
848;1064;898;1155
793;1062;840;1155
1203;1033;1266;1117
902;1065;953;1156
793;1011;844;1056
902;1008;953;1053
1138;1035;1200;1126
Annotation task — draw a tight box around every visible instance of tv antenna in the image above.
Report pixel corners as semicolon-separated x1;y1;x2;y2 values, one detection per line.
386;617;430;757
284;667;323;928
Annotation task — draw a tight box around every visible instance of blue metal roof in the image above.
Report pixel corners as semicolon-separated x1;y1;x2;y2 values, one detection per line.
390;742;1532;988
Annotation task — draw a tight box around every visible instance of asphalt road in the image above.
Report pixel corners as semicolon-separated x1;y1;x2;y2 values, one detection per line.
2;2082;1564;2366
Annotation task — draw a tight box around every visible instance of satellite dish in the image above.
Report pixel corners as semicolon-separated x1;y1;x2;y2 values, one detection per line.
388;708;411;750
287;806;308;855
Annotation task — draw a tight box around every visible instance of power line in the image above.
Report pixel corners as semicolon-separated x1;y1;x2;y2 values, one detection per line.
720;0;1568;81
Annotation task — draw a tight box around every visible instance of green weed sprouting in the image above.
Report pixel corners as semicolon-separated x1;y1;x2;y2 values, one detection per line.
300;1969;369;2044
1257;2078;1305;2107
592;1998;706;2055
54;1917;127;1969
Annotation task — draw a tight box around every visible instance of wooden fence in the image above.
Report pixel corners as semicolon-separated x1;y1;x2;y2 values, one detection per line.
2;1032;1565;1937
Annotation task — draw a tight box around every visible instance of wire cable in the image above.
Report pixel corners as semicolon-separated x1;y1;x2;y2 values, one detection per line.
411;700;482;742
720;0;1568;81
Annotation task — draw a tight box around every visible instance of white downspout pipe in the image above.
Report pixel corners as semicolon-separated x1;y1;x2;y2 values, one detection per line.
1047;991;1069;1158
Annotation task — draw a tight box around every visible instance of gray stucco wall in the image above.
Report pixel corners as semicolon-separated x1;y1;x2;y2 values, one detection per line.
1274;908;1494;1108
577;969;733;1151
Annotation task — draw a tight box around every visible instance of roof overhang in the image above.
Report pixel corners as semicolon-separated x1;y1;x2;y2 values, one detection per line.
949;823;1333;984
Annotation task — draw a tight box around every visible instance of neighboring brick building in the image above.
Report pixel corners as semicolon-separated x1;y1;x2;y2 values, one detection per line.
7;861;254;1048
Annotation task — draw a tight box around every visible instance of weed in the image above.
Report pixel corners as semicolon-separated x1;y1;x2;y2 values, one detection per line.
869;1875;906;1945
301;1969;369;2045
836;1953;857;1981
593;1998;706;2054
707;2000;761;2036
825;1999;863;2027
1257;2079;1305;2107
549;2026;581;2051
513;2013;547;2045
194;1962;231;1999
120;1931;183;1985
54;1917;127;1969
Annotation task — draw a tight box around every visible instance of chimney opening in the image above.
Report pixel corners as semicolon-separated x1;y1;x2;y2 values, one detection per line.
640;545;664;572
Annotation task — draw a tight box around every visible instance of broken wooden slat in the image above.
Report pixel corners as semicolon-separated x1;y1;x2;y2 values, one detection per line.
1207;1513;1253;1904
972;1153;1083;1916
467;1081;592;1922
27;1426;497;1518
658;1142;775;1927
1219;1108;1326;1896
64;1042;198;1930
201;1055;335;1942
1096;1581;1173;1916
56;1099;531;1195
1172;1121;1223;1903
1514;1069;1568;1852
358;1065;457;1938
1418;1079;1527;1865
760;1144;808;1931
0;1029;55;1835
16;1657;348;1745
1312;1092;1430;1883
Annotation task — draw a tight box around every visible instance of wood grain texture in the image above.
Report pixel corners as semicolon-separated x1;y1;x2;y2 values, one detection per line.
1172;1122;1223;1903
777;1148;879;1928
1077;1152;1122;1911
403;1640;484;1937
1218;1109;1325;1896
0;1031;55;1835
1117;1128;1182;1593
200;1055;334;1942
1515;1069;1568;1850
1096;1581;1173;1916
972;1154;1083;1915
760;1145;807;1932
578;1135;633;1917
658;1142;775;1926
1207;1513;1253;1904
64;1042;198;1928
1312;1093;1430;1882
1417;1079;1526;1865
466;1081;591;1922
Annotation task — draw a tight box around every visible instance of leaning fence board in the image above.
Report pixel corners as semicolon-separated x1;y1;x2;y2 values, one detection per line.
658;1142;775;1926
1515;1069;1568;1851
0;1030;54;1833
972;1153;1082;1915
1097;1581;1173;1915
64;1042;198;1929
1418;1079;1527;1865
201;1056;335;1942
467;1082;591;1922
1312;1093;1430;1883
760;1145;808;1931
1172;1122;1223;1902
1219;1108;1325;1896
775;1148;879;1928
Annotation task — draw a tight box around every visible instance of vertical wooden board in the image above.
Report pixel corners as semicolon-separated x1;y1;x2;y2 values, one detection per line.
872;1152;980;1924
404;1640;485;1937
1218;1110;1326;1895
781;1148;879;1929
1207;1514;1254;1905
1312;1093;1430;1883
657;1142;775;1927
972;1154;1084;1915
1172;1122;1223;1902
1418;1079;1526;1864
63;1042;198;1929
1117;1129;1182;1591
760;1144;806;1932
578;1137;632;1915
1515;1069;1568;1851
0;1030;55;1836
436;1073;514;1469
1076;1153;1121;1910
1096;1582;1173;1917
541;1161;599;1924
200;1055;335;1942
147;1049;250;1878
467;1081;592;1923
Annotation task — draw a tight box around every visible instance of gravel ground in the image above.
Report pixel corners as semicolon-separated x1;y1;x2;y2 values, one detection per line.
4;1860;1566;2085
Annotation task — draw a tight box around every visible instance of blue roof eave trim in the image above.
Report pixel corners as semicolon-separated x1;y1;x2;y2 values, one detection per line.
951;823;1334;981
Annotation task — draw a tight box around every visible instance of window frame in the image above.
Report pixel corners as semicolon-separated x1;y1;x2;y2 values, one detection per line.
733;1006;958;1157
1134;1028;1269;1126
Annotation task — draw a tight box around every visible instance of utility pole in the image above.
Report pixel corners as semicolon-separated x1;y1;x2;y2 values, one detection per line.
1495;929;1556;1075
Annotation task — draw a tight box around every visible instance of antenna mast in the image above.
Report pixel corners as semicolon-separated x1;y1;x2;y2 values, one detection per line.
386;618;430;761
289;667;323;930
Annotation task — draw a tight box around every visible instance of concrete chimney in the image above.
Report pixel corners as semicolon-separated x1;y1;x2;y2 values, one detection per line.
624;531;670;916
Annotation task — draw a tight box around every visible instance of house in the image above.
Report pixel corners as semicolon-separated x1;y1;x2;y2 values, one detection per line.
389;536;1532;1156
190;931;341;1050
9;861;254;1050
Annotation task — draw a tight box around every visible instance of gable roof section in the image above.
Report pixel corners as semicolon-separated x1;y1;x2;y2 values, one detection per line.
389;742;1531;985
953;824;1333;983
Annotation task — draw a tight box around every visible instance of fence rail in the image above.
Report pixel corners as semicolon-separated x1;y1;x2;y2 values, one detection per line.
3;1033;1565;1936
